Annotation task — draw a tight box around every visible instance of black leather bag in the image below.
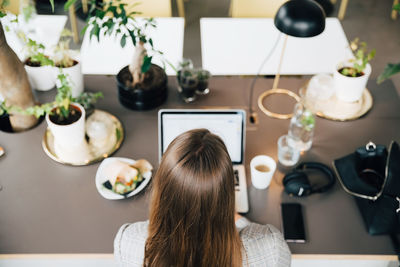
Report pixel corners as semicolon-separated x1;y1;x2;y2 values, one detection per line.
333;141;400;235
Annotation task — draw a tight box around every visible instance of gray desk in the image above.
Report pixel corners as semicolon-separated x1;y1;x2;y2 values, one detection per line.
0;76;399;257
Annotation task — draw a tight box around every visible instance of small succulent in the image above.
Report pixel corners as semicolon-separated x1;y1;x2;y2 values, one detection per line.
340;38;375;77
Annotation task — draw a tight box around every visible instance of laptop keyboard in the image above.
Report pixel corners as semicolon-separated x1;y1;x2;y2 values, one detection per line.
234;169;240;190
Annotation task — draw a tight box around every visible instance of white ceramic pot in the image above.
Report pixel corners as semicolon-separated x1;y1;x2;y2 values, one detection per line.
24;64;55;91
46;103;86;149
334;61;371;102
56;61;84;98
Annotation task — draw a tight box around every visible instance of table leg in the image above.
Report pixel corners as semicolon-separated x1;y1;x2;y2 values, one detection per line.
177;0;185;18
82;0;88;13
338;0;349;20
69;4;79;43
392;0;399;20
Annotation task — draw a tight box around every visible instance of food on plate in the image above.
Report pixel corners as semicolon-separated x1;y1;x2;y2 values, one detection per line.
102;159;152;195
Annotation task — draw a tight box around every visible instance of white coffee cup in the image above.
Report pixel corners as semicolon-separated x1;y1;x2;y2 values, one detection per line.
250;155;277;190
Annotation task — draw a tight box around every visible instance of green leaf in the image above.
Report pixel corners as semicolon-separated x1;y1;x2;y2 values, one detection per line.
128;30;136;46
108;5;118;17
116;128;121;141
141;55;152;73
95;9;105;20
90;23;100;42
64;0;77;11
394;3;400;13
80;23;89;36
120;34;126;48
49;0;54;12
377;63;400;84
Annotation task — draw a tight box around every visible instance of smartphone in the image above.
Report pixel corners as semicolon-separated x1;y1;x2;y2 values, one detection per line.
281;203;306;243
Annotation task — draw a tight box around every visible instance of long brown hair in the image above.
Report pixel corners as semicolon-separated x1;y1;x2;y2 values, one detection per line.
144;129;242;267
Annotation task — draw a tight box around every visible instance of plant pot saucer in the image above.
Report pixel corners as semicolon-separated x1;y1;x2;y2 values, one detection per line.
300;85;373;121
42;110;124;166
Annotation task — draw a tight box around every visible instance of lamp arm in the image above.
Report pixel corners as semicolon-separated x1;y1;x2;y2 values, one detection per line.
248;32;282;122
272;34;288;89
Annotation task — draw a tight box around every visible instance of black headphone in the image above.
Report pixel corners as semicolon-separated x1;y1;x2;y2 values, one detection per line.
283;162;335;197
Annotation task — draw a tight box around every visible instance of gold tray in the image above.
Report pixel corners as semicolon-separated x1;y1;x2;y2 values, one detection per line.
42;110;124;166
300;86;373;121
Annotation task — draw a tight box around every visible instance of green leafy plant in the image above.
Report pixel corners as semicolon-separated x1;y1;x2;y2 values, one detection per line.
73;91;103;111
0;0;53;17
394;3;400;12
0;101;7;116
300;110;315;132
20;0;36;23
340;38;376;77
2;73;103;123
65;0;165;87
177;58;193;70
53;28;76;68
0;0;10;17
377;5;400;84
21;36;54;67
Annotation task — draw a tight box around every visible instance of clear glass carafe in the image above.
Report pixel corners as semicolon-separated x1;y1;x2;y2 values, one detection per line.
288;102;315;151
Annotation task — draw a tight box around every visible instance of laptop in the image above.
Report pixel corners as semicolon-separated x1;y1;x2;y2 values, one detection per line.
158;109;249;213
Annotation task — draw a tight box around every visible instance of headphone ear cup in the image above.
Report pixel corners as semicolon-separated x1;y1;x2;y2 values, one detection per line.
283;171;312;197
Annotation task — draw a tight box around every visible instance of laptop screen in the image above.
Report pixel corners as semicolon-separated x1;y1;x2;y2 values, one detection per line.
158;109;245;164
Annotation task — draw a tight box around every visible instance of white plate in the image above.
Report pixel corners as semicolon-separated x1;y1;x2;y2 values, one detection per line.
95;157;152;200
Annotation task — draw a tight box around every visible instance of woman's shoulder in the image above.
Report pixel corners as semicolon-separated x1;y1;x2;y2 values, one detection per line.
238;218;291;267
240;221;282;241
116;221;149;238
114;221;149;266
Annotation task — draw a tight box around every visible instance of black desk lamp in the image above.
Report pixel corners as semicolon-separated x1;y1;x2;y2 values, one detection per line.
257;0;326;119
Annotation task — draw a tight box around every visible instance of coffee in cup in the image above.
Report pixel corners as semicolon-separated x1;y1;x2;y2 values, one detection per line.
250;155;276;190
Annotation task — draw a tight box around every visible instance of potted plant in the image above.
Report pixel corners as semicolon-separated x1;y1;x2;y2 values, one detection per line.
70;0;168;110
177;67;198;103
52;29;84;97
334;38;376;102
1;72;102;149
22;36;56;91
195;68;211;95
175;59;212;100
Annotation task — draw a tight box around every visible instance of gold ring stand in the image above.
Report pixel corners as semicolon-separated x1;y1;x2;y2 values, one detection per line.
257;35;300;119
258;88;300;119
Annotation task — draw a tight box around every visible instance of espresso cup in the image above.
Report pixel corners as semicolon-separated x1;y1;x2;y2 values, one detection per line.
250;155;277;190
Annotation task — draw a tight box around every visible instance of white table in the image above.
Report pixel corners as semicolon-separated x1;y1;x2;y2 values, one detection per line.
80;18;184;76
200;18;353;75
1;14;67;60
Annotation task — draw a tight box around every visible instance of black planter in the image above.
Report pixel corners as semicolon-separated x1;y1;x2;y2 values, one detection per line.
0;113;13;133
116;64;168;111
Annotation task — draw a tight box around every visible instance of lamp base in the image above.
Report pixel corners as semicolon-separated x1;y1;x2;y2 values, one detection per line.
258;88;300;119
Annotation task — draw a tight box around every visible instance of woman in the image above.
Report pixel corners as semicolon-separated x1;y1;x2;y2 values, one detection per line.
114;129;291;267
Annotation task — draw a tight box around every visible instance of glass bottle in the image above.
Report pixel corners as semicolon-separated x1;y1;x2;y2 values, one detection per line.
287;102;315;151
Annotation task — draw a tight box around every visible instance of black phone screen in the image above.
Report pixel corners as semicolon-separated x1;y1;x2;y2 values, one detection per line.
281;203;306;243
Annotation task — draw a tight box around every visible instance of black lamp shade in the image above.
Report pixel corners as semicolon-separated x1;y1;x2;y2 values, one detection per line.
274;0;326;37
